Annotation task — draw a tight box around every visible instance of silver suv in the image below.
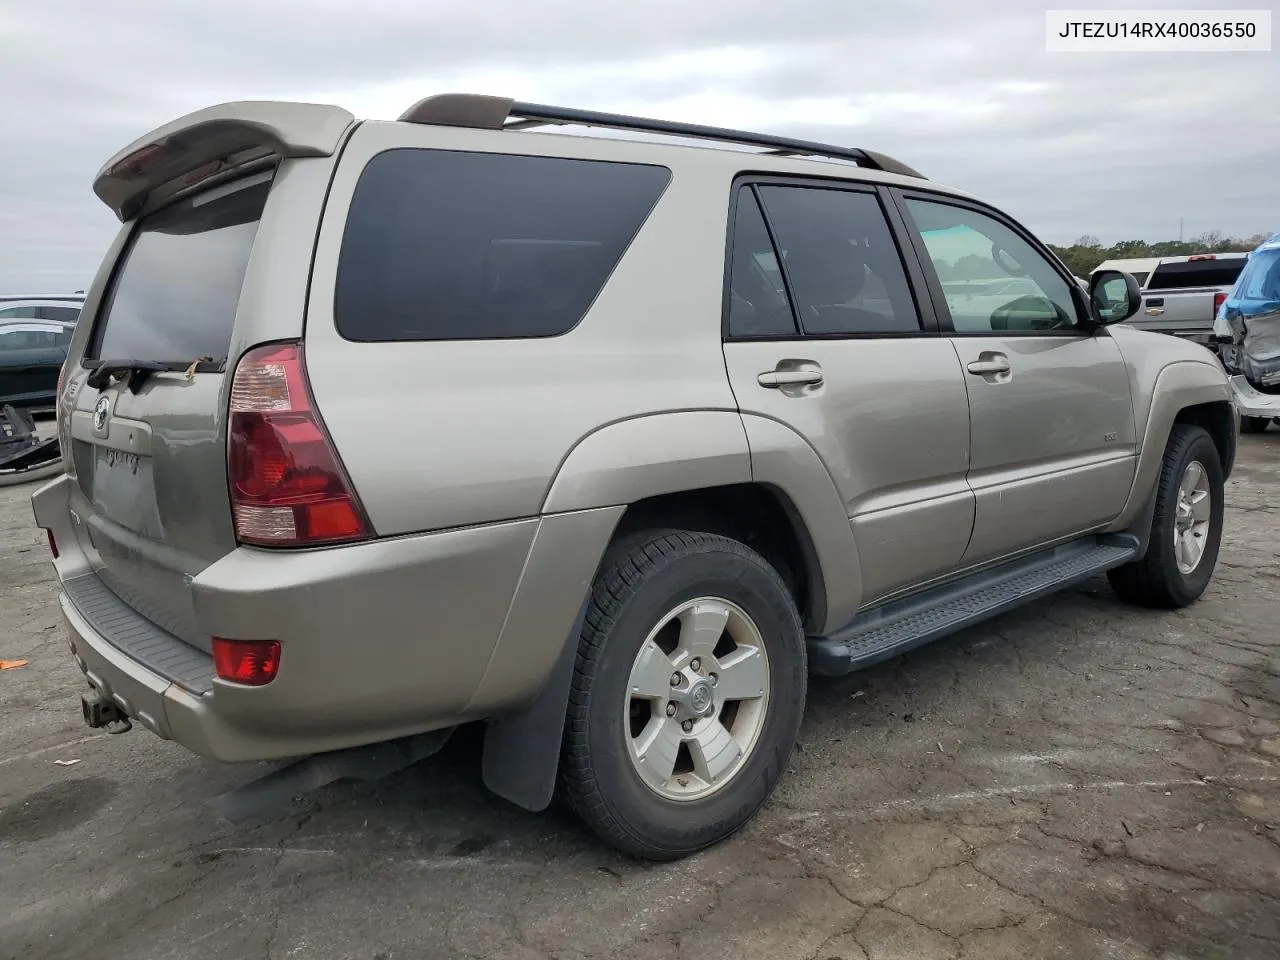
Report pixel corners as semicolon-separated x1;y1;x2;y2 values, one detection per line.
32;94;1237;860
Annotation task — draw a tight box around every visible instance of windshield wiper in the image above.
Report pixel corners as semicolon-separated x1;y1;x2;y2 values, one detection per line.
85;359;171;392
85;357;224;393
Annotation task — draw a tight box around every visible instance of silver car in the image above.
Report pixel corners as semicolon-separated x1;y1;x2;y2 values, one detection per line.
32;94;1236;860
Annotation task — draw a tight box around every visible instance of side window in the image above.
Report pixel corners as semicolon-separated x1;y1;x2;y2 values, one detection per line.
335;150;671;342
904;198;1079;333
727;187;796;337
39;306;81;324
756;186;921;335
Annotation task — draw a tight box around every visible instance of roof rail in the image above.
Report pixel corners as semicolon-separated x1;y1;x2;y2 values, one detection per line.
397;93;926;180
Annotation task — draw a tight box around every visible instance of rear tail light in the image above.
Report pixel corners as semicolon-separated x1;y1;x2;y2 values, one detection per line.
212;637;280;686
1214;291;1227;316
227;342;371;547
46;530;59;559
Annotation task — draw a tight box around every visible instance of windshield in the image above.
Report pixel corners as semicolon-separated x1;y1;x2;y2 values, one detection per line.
87;171;271;365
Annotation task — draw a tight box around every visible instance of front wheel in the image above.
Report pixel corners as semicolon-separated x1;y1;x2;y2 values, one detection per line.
558;530;806;860
1108;424;1225;609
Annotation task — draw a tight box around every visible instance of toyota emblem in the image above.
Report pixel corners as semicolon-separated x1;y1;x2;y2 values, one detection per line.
93;395;110;432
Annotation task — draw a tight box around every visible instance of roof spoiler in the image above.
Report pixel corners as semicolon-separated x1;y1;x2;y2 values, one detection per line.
93;101;356;221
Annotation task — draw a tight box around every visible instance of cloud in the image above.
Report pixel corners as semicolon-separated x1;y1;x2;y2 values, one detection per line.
2;0;1275;291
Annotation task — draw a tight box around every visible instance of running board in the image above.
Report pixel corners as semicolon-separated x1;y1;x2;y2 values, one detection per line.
807;536;1139;678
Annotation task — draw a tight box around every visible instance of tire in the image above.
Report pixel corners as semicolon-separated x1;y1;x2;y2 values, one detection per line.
1240;416;1270;434
1108;424;1225;609
559;529;806;860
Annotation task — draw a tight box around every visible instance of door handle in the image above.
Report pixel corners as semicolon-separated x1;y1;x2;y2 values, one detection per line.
965;357;1011;376
758;368;824;388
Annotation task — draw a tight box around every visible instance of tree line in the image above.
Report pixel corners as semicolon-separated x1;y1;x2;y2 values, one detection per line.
1046;232;1269;278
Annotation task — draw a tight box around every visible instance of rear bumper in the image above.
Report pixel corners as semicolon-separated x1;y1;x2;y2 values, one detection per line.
1229;375;1280;420
32;473;622;763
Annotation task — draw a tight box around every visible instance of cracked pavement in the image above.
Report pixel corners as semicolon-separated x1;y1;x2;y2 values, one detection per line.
1;430;1278;960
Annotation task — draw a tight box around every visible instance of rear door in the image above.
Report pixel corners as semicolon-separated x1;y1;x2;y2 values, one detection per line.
894;191;1137;567
721;178;975;604
61;170;278;649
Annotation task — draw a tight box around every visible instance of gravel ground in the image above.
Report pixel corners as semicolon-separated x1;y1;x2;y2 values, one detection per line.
1;427;1278;960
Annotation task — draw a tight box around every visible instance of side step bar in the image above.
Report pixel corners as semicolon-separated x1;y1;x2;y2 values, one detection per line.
807;535;1139;677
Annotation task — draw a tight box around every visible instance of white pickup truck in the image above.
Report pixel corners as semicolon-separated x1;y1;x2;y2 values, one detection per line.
1092;253;1249;345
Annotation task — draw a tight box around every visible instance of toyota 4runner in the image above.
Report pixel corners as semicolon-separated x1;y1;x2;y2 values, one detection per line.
32;94;1238;860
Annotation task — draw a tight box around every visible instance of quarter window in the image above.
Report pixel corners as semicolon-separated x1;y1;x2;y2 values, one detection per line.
756;186;922;336
334;150;671;342
904;198;1079;333
727;187;796;338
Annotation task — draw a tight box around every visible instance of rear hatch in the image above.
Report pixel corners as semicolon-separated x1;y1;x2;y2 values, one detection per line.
63;171;273;650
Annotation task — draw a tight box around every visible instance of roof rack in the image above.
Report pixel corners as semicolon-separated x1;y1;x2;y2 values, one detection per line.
397;93;926;180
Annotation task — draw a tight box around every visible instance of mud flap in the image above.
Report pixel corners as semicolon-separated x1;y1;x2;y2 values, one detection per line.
480;597;588;813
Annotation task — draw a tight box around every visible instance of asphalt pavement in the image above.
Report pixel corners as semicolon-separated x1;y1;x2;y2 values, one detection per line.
2;428;1278;960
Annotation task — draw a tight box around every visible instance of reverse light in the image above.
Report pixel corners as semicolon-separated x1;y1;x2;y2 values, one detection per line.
212;637;281;686
227;342;371;547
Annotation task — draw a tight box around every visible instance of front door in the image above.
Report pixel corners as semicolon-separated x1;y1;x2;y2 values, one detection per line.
896;193;1137;567
721;180;975;604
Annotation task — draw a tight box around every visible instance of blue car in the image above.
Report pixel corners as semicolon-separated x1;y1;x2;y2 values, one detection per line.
1215;232;1280;433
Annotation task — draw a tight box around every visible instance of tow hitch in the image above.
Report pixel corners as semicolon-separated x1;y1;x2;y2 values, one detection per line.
80;690;133;734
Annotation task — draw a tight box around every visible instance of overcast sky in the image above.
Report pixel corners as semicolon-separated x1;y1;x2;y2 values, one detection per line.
2;0;1275;292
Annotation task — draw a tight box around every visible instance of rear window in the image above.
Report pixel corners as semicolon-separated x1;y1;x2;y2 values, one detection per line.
88;171;271;364
1146;259;1246;291
334;149;671;342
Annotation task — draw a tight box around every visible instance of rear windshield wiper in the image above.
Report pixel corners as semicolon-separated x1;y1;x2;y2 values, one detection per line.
85;357;222;393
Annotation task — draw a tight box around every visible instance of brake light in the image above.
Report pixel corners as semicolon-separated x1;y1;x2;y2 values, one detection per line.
227;342;371;547
1214;292;1227;316
1188;254;1216;262
212;637;280;686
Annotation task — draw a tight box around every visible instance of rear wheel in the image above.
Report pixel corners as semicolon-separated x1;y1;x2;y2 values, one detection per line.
559;530;806;860
1108;424;1224;609
1241;415;1270;434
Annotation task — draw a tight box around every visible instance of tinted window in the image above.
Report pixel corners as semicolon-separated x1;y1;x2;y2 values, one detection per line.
727;188;796;337
90;172;270;363
38;305;81;323
0;324;64;350
755;186;920;335
335;150;670;342
905;199;1078;333
1147;259;1246;291
1131;271;1150;286
1236;248;1280;302
0;306;37;319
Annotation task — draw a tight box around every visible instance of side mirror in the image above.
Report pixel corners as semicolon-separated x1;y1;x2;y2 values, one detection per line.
1088;269;1142;326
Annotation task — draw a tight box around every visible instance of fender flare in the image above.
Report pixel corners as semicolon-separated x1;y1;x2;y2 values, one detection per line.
539;409;752;514
1113;360;1232;529
483;410;750;812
